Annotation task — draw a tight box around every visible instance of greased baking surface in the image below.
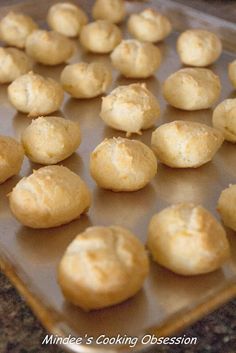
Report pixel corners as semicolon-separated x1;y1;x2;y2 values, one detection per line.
0;0;236;350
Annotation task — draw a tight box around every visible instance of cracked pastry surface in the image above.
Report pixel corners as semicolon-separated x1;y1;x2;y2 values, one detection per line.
151;120;224;168
100;83;160;135
163;68;221;110
218;184;236;231
111;39;161;78
9;165;91;229
61;62;112;98
0;11;38;49
177;29;222;67
25;29;74;66
47;2;88;37
21;116;81;164
0;136;24;184
212;99;236;143
128;8;172;43
80;20;122;54
148;203;230;276
92;0;126;24
90;137;157;192
228;60;236;88
0;47;33;84
8;71;64;117
58;225;149;310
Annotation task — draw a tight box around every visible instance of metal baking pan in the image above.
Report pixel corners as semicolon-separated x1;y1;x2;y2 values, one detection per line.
0;0;236;352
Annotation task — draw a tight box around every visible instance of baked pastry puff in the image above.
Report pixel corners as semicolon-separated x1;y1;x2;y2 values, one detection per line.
0;12;38;48
47;2;88;37
177;29;222;67
80;20;122;54
92;0;126;24
0;135;24;184
128;8;172;43
58;225;149;310
60;62;112;98
26;30;74;66
100;83;160;135
9;165;91;228
218;184;236;231
111;39;161;78
163;68;221;110
228;60;236;89
151;120;224;168
21;116;81;164
148;203;230;275
90;137;157;192
0;47;32;84
8;71;64;117
212;99;236;143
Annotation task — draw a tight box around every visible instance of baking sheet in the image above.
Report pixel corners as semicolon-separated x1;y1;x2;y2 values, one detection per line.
0;0;236;352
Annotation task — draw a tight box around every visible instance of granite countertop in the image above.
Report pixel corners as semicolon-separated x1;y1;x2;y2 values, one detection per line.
1;1;236;353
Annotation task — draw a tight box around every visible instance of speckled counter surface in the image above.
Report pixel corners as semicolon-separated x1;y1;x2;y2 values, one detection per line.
1;1;236;353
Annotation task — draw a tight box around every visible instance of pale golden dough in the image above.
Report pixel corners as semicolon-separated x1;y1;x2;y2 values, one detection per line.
8;71;64;117
148;203;230;276
163;68;221;110
21;116;81;165
9;165;91;229
90;137;157;192
0;47;32;84
92;0;126;24
58;225;149;310
100;83;160;135
177;29;222;67
60;62;112;98
212;99;236;143
111;39;161;78
0;12;38;49
0;136;24;184
217;184;236;231
128;8;172;43
47;2;88;37
151;121;224;168
228;60;236;88
25;30;74;66
80;20;122;54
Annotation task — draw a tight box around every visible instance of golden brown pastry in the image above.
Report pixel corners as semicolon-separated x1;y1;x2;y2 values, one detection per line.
163;68;221;110
60;62;112;98
80;20;122;54
100;83;160;135
58;225;149;310
90;137;157;192
8;71;64;117
92;0;126;24
212;99;236;143
128;8;172;43
228;60;236;88
47;2;88;37
21;116;81;164
9;165;91;229
0;135;24;184
111;39;161;78
0;47;32;84
151;120;224;168
217;184;236;231
148;203;230;275
0;12;38;49
177;29;222;67
25;30;74;66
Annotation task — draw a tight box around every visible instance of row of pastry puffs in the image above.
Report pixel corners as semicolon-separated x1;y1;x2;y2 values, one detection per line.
0;0;236;311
